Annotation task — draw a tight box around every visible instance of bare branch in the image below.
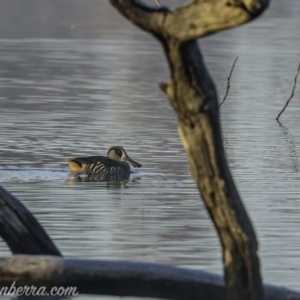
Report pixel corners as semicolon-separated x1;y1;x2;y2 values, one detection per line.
219;56;239;108
276;53;300;121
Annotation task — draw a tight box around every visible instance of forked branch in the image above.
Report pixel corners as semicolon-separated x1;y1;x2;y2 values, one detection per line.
110;1;268;300
111;0;269;41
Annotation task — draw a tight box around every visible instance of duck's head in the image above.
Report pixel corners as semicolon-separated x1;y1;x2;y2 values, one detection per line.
107;146;142;168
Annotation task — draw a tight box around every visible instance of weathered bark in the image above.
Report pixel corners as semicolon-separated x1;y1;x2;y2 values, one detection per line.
0;255;299;300
111;0;268;40
0;186;61;256
109;1;269;299
168;39;263;300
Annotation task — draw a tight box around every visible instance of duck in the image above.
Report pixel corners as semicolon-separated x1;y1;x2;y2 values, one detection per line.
66;146;142;175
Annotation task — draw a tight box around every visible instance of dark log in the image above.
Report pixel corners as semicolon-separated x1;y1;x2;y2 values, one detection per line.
0;255;299;300
109;1;269;299
0;186;61;256
0;186;299;300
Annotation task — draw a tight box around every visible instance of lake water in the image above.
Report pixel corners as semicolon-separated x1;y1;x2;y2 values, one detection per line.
0;0;300;297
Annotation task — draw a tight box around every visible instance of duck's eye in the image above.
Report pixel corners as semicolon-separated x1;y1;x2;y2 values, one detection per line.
115;149;122;157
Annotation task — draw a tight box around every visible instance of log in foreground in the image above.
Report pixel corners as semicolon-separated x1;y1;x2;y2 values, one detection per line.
0;186;61;256
0;187;299;300
110;1;269;300
0;255;299;300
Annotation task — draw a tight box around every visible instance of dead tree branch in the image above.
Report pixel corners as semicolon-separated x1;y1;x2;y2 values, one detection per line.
0;186;61;256
276;53;300;121
219;56;239;108
111;0;268;42
109;1;269;300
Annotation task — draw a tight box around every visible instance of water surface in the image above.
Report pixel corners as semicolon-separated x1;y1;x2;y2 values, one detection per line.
0;0;300;297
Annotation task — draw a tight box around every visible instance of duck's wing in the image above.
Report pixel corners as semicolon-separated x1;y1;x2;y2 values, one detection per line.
66;156;122;173
66;156;104;173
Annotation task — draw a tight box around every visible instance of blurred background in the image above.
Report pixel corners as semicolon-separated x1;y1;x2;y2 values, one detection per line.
0;0;300;298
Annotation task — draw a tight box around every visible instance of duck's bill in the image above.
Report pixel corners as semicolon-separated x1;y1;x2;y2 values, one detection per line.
125;156;142;168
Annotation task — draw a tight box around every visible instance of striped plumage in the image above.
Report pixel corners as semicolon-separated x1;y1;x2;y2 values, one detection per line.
66;146;142;175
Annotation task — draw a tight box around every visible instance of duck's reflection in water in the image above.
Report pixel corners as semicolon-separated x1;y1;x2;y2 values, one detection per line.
66;173;141;188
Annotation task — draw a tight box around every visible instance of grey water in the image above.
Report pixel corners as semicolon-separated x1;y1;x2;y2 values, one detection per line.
0;0;300;298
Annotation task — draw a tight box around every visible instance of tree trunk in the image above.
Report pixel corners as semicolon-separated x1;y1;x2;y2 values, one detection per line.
109;1;269;299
